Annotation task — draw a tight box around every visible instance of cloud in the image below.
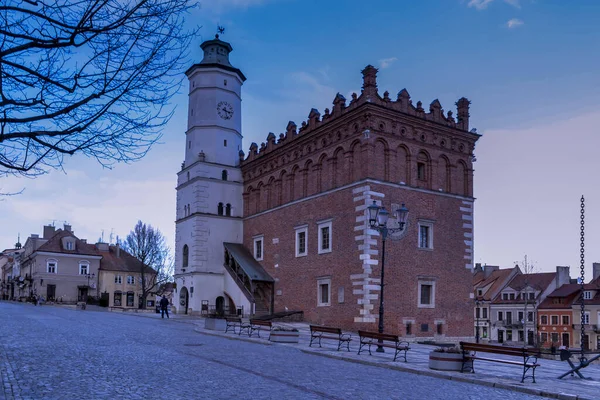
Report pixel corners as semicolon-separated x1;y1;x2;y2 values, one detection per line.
468;0;494;10
507;18;524;28
467;0;520;10
200;0;275;13
378;57;398;69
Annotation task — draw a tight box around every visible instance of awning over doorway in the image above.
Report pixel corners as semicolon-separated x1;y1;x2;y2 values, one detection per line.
223;243;273;282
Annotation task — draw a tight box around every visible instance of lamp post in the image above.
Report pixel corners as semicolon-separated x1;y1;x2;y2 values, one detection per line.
86;273;95;302
475;299;481;343
367;200;409;352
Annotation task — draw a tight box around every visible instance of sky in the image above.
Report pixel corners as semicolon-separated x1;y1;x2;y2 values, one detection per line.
2;0;600;280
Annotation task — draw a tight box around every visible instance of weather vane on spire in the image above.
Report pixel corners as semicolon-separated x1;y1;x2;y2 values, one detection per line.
216;25;225;39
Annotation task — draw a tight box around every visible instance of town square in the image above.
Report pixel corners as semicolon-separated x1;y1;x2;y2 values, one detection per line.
2;0;600;399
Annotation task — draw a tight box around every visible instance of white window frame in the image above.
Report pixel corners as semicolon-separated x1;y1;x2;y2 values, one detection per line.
417;280;435;308
583;312;590;325
79;261;89;275
295;225;308;257
65;241;74;250
115;275;122;284
253;236;264;261
317;220;332;254
127;276;135;285
584;291;593;300
46;259;57;274
417;221;434;250
317;277;331;307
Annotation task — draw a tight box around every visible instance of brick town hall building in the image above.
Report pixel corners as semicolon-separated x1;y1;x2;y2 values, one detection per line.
173;35;481;339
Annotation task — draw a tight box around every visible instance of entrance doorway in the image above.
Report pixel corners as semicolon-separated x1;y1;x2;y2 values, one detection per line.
498;330;504;343
46;285;56;301
78;287;88;302
583;334;590;351
216;296;225;316
528;331;534;346
562;333;570;347
179;287;189;315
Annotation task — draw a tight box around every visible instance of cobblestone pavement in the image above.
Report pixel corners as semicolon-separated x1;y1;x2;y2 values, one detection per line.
1;302;547;400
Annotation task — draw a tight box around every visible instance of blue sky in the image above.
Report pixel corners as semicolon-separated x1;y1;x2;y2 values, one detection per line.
2;0;600;279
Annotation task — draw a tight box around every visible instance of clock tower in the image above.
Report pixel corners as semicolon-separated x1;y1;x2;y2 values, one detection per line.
173;34;247;315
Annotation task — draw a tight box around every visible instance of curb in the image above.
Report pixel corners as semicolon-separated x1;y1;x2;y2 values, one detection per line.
194;328;590;400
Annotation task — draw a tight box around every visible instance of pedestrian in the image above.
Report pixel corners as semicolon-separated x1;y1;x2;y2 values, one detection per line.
160;295;170;319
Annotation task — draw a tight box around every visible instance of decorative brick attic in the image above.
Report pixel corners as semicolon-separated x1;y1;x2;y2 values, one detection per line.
241;65;478;215
239;65;481;339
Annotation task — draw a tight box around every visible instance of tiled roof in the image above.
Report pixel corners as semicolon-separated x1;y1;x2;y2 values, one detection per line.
35;229;99;256
99;245;156;275
474;267;517;301
538;284;581;309
492;272;556;305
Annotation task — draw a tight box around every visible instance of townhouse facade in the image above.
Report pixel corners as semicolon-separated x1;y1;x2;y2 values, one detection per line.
97;243;158;310
571;264;600;351
489;267;571;345
537;283;580;349
19;225;101;303
473;264;520;342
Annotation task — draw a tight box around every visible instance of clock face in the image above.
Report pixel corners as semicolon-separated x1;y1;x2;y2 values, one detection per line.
217;101;234;120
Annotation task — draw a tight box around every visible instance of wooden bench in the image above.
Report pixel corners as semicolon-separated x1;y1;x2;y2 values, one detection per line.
357;330;410;362
460;342;540;383
239;319;272;339
309;325;352;351
224;317;242;334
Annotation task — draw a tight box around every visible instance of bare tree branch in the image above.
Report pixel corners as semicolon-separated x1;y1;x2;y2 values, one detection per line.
0;0;199;177
121;220;172;309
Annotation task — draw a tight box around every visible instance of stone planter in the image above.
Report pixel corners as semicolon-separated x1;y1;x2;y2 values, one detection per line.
204;318;227;331
428;351;470;371
270;331;300;343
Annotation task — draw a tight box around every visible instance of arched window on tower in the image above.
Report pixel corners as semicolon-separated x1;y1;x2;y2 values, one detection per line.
222;170;228;181
182;245;189;269
225;203;232;216
218;202;224;215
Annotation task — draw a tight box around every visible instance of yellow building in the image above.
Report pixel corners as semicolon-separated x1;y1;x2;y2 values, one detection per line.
98;244;157;310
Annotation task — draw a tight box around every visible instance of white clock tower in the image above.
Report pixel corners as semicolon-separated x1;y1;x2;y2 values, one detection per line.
173;34;247;315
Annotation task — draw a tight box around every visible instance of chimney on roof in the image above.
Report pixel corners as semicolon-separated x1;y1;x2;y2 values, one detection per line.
474;263;483;273
81;239;87;244
63;224;72;233
31;234;39;239
96;242;109;252
43;225;56;239
555;266;570;288
592;263;600;282
483;265;499;278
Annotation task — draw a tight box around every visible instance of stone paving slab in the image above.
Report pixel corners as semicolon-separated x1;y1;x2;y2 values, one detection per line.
189;319;600;400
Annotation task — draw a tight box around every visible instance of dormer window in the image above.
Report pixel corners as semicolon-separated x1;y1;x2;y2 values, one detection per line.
477;289;483;296
584;291;593;300
502;293;508;300
65;241;74;250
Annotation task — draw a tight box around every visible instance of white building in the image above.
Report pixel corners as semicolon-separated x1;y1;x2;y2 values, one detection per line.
173;34;255;315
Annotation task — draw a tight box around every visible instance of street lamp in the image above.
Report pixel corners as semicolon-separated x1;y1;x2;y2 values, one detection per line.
86;273;95;301
475;299;481;343
367;200;409;352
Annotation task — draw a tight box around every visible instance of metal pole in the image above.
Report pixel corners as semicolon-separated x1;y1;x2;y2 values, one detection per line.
376;227;387;353
476;301;480;343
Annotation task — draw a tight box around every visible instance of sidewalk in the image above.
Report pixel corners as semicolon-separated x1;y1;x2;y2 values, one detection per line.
192;319;600;400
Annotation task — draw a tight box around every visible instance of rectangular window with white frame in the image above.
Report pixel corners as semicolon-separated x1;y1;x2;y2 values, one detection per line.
253;236;264;261
417;221;433;250
79;262;89;275
417;280;435;308
115;275;122;284
583;312;590;324
317;277;331;306
295;225;308;257
47;260;57;274
317;220;332;254
127;276;135;285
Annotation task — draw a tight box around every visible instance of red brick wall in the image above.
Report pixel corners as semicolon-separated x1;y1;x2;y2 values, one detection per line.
243;182;474;338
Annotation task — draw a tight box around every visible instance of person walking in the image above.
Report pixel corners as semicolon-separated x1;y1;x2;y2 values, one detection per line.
160;295;170;319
